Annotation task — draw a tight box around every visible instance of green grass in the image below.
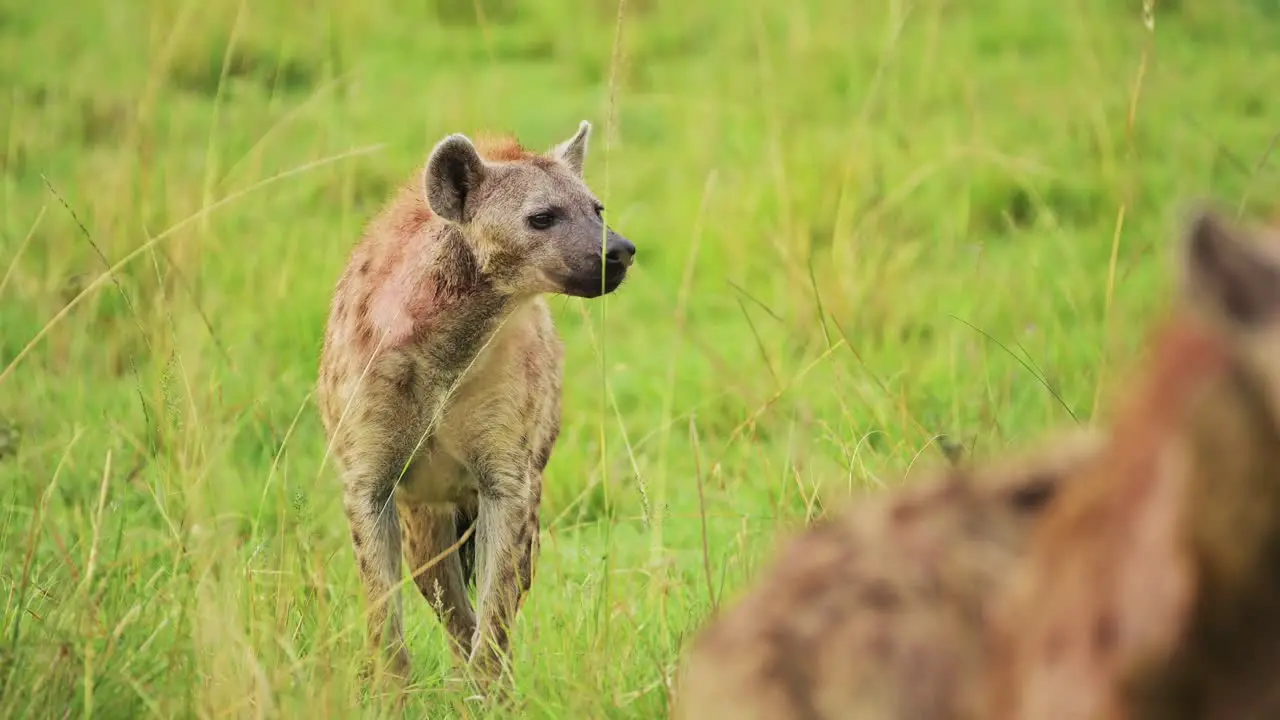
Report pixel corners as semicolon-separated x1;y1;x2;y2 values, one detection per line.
2;0;1280;716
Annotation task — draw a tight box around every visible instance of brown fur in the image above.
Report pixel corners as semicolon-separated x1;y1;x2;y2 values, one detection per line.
987;209;1280;720
672;431;1103;720
673;206;1280;719
473;134;535;163
316;121;635;689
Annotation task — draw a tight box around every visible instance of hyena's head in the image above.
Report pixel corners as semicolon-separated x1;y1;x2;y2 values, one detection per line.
984;207;1280;720
422;120;636;298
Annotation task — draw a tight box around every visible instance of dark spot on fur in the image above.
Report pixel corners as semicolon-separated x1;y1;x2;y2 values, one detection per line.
1093;614;1117;655
762;626;823;720
357;295;371;320
862;579;902;611
789;557;851;603
528;155;560;172
351;529;364;548
364;477;396;511
891;498;923;525
359;259;372;275
486;247;525;280
358;324;374;345
435;228;484;297
533;435;555;472
1008;474;1059;513
426;305;501;369
395;362;416;395
475;470;517;500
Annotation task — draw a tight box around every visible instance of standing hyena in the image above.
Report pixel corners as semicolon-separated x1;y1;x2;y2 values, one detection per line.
316;120;636;684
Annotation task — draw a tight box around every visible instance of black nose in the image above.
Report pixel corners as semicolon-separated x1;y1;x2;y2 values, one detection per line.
605;235;636;268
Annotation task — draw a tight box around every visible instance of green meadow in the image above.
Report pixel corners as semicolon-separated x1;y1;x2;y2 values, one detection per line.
2;0;1279;716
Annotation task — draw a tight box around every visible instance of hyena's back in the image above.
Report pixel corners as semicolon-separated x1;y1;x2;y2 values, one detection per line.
674;433;1101;720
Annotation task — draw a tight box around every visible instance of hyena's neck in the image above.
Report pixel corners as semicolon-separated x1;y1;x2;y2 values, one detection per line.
410;226;523;374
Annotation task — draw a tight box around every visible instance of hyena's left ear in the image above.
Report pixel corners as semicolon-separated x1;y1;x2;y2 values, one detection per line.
1180;204;1280;327
552;120;591;177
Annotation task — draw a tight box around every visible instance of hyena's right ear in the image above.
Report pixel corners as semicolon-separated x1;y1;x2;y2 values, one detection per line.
551;120;591;177
424;133;488;224
1181;204;1280;327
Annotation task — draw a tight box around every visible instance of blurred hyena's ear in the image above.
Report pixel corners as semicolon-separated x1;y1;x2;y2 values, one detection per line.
1180;204;1280;327
552;120;591;177
424;133;488;224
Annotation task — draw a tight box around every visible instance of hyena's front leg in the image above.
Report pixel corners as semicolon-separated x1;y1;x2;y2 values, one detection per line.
468;463;539;685
341;453;411;680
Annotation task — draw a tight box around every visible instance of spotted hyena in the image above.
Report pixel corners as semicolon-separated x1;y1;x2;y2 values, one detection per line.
672;431;1102;720
316;120;636;685
987;208;1280;720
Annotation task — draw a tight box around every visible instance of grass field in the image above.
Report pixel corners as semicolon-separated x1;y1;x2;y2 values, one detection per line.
3;0;1280;716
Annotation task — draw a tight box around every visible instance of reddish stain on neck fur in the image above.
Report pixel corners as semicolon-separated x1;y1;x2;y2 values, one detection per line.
352;133;541;351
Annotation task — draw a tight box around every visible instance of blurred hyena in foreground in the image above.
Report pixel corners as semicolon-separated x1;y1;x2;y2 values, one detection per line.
673;432;1103;720
316;120;636;687
989;209;1280;720
675;207;1280;719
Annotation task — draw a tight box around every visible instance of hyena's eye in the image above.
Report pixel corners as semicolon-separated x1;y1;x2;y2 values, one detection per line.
594;203;605;219
527;211;556;230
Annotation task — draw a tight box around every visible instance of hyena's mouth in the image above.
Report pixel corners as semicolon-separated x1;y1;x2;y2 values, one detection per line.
563;263;628;298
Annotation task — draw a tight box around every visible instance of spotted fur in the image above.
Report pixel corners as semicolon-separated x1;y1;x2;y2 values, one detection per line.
674;207;1280;719
316;121;635;687
672;432;1102;720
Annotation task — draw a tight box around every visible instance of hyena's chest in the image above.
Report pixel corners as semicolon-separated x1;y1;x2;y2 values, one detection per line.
432;311;563;458
397;311;562;504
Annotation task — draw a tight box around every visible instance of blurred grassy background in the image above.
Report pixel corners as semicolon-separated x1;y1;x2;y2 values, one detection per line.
2;0;1279;716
